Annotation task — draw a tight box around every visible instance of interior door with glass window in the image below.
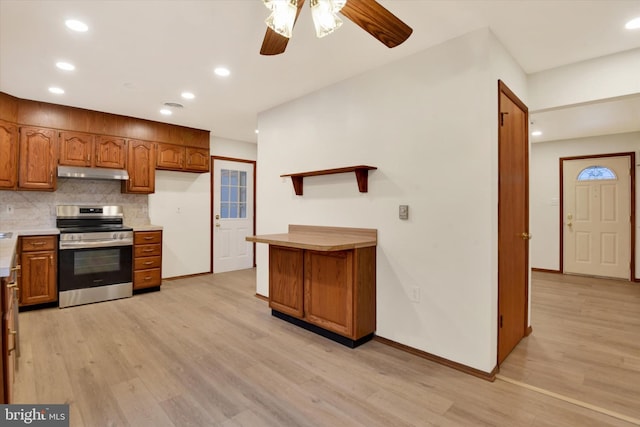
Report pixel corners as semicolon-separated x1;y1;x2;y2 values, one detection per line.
213;159;254;273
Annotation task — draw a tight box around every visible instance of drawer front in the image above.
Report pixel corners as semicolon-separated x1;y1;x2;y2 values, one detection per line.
134;244;161;258
134;231;162;245
134;268;161;289
134;256;161;271
21;235;56;252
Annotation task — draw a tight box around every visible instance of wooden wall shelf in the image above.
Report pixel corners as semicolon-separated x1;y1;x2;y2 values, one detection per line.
281;165;377;195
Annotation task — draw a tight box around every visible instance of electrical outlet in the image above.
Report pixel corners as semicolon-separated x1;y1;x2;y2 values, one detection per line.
411;287;420;303
6;205;14;215
399;204;409;220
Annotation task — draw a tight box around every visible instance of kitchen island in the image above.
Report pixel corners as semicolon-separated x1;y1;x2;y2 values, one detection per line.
247;225;377;347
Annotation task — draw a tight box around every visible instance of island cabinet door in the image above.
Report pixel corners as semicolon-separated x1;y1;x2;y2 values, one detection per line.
269;246;304;318
304;250;354;338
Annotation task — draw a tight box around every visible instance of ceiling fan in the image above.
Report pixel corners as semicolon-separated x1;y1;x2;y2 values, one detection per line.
260;0;413;55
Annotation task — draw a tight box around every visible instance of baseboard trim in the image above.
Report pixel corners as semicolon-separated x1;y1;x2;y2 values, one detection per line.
373;336;497;382
162;272;211;281
531;268;561;274
255;293;268;302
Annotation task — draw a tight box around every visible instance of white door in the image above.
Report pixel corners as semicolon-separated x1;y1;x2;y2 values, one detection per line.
213;159;254;273
563;156;631;279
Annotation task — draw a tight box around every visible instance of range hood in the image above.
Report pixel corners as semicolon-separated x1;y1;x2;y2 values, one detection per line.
57;166;129;180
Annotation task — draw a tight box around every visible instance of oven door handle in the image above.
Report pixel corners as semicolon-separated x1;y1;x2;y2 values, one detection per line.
59;240;133;250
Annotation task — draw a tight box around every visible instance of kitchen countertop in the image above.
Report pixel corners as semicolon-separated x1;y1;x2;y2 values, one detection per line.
0;228;60;277
130;224;163;231
246;224;377;252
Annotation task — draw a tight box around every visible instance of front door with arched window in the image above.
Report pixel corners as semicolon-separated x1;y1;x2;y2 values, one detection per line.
562;154;632;279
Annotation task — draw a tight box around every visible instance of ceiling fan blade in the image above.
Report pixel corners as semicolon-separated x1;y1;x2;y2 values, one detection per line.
260;0;306;56
340;0;413;48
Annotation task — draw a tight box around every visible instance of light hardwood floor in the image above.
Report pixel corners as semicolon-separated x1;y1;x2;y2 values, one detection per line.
15;269;639;426
499;271;640;423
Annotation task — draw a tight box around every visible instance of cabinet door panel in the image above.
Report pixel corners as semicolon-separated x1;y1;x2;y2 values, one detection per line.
19;251;57;306
156;143;184;170
0;121;18;189
123;140;155;194
304;250;353;337
18;127;57;190
185;147;209;172
95;136;126;169
59;131;94;167
269;246;304;317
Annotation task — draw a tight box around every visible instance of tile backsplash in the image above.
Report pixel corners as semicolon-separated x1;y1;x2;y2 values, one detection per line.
0;178;150;230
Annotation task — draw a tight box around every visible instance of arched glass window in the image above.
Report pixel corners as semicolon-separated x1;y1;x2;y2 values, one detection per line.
577;166;616;181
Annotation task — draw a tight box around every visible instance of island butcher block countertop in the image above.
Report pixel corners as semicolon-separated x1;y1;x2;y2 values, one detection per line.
246;225;377;251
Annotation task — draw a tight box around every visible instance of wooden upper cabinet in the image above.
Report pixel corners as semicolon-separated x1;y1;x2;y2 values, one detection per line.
95;136;126;169
123;139;155;194
156;143;184;170
185;147;210;172
0;120;18;189
156;143;209;172
18;126;57;190
58;131;94;167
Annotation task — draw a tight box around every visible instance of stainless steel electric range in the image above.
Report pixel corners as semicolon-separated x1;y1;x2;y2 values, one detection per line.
56;205;133;308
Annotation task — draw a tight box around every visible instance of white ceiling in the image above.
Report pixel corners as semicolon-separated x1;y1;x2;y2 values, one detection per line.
1;0;640;144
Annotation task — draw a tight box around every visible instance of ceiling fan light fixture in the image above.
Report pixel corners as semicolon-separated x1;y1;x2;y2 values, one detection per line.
310;0;343;38
264;0;298;38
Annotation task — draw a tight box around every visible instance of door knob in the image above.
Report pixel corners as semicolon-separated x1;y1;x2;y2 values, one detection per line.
521;232;532;240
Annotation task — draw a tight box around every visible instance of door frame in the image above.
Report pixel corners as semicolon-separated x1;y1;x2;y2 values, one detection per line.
497;80;530;365
559;152;636;281
210;156;257;273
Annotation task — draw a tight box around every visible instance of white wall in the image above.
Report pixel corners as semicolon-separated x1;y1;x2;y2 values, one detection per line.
149;171;211;278
531;132;640;279
149;135;257;278
211;136;257;160
528;48;640;111
256;28;526;373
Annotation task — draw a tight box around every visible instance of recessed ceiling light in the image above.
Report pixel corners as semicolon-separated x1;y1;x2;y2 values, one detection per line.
181;92;195;100
48;87;65;94
214;67;231;77
160;109;172;116
625;17;640;30
65;19;88;32
531;131;542;136
56;61;75;71
254;129;259;134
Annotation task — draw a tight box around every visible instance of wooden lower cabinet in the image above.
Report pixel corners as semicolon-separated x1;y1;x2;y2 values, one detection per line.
19;235;57;306
133;231;162;290
269;246;304;318
1;251;19;403
269;245;376;344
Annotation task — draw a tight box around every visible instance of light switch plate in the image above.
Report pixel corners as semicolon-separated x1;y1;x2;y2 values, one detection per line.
399;205;409;220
